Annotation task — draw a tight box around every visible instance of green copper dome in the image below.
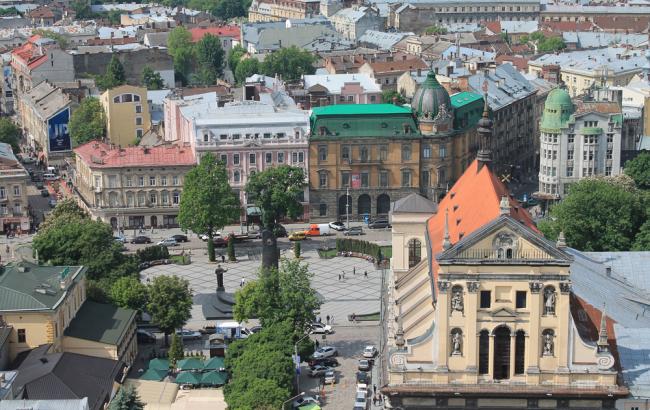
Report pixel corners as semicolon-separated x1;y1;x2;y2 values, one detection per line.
540;87;574;132
412;71;451;120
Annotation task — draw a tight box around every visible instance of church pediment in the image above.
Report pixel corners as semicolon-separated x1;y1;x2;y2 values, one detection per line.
491;307;518;318
436;215;573;265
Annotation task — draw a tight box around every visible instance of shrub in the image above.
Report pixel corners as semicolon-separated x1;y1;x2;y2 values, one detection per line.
294;241;301;258
136;245;170;262
336;238;382;260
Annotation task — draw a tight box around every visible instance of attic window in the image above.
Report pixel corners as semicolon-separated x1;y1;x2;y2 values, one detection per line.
453;205;458;211
450;192;456;199
381;122;388;128
318;126;327;136
456;218;461;225
342;123;350;129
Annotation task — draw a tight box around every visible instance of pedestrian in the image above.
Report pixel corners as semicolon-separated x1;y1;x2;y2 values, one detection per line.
331;315;334;324
315;339;320;348
373;384;377;394
351;312;356;322
221;254;225;263
373;395;377;405
326;315;330;324
338;274;341;281
240;278;244;287
364;270;368;278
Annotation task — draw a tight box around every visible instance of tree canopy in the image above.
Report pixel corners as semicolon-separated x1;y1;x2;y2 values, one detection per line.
382;90;406;105
178;153;240;261
538;177;646;251
146;275;193;338
234;58;259;84
142;66;164;90
624;151;650;190
424;25;447;35
0;118;21;153
228;45;247;73
68;97;106;145
110;276;149;312
520;31;566;52
213;0;246;19
108;385;144;410
168;26;195;84
97;56;127;90
196;34;225;85
261;46;316;82
245;165;305;229
33;29;68;49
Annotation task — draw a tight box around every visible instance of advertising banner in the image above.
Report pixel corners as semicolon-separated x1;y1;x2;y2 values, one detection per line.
48;108;71;152
351;173;361;189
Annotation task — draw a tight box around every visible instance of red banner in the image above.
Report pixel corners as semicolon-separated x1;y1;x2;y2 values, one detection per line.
351;173;361;189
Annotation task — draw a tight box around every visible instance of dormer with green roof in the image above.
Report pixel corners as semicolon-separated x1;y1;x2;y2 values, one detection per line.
540;87;575;133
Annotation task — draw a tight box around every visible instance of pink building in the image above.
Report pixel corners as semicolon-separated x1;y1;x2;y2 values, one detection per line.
299;73;382;109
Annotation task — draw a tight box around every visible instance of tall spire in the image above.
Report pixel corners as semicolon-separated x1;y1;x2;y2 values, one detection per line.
476;74;493;170
442;208;451;250
597;303;609;353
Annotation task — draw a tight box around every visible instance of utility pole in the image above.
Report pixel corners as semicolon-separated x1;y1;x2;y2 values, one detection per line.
346;186;350;230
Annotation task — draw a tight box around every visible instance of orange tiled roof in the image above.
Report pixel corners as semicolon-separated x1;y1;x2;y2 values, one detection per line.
368;57;427;74
484;21;501;34
11;35;48;70
427;159;537;284
74;141;196;168
190;26;240;42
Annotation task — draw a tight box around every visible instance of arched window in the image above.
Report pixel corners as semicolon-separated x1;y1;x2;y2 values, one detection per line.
478;330;489;375
408;238;421;268
493;326;511;380
514;330;525;375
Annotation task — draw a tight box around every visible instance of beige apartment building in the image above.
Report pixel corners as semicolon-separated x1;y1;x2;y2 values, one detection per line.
0;143;30;233
73;141;195;229
0;261;137;366
100;85;151;147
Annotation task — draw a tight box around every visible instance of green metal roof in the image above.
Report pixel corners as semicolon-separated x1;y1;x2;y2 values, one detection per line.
540;88;575;133
450;92;484;108
546;87;573;107
310;104;420;140
0;262;85;312
311;104;412;116
64;300;136;345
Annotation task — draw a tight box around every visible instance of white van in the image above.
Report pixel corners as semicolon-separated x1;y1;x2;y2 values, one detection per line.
43;173;57;181
216;321;251;340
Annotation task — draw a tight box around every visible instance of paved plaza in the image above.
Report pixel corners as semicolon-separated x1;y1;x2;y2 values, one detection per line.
141;249;385;328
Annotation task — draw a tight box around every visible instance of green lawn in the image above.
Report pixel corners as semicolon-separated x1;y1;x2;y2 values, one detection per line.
170;254;191;265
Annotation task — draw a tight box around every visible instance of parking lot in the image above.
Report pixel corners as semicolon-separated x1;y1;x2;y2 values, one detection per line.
298;325;381;409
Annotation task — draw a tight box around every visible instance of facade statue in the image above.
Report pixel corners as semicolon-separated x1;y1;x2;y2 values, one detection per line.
544;287;556;315
543;332;554;356
451;330;462;355
451;287;464;313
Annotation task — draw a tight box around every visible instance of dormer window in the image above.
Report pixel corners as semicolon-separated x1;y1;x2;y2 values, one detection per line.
319;126;327;136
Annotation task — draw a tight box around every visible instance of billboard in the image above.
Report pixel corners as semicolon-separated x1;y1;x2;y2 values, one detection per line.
351;173;361;189
48;108;71;152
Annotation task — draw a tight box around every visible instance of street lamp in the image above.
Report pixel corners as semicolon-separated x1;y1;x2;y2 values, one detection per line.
294;333;311;393
346;186;350;230
282;392;304;410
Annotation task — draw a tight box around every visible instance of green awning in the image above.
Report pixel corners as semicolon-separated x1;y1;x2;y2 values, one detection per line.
201;370;228;386
298;404;321;410
148;358;170;371
247;206;261;216
175;371;202;385
140;368;167;381
204;357;225;370
176;358;204;371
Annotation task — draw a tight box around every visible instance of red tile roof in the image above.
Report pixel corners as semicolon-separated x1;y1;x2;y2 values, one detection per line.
74;141;196;168
428;159;537;285
28;5;55;19
540;21;595;32
496;55;529;71
367;57;427;74
485;21;501;34
190;26;240;42
11;35;48;70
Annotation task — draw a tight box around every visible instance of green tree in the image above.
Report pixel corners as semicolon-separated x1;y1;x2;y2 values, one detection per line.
538;177;646;251
68;97;106;145
234;259;319;333
227;233;236;262
538;36;566;53
245;165;305;230
212;0;246;20
109;385;144;410
146;275;193;344
142;66;164;90
228;44;246;73
106;9;122;25
293;241;300;259
261;46;316;82
0;118;22;153
168;26;195;84
71;1;95;19
633;220;650;250
382;90;405;104
519;35;529;44
625;151;650;190
97;56;127;90
234;57;259;84
168;333;184;366
196;34;225;80
110;276;149;312
424;25;447;35
178;153;240;261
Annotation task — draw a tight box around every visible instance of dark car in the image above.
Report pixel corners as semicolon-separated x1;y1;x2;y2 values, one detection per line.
356;371;370;384
137;329;156;343
308;357;339;368
40;189;49;197
171;234;189;243
344;226;363;236
368;219;391;229
131;236;152;244
273;224;287;238
213;236;228;247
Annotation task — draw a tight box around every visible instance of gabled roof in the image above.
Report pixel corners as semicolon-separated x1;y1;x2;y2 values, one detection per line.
74;141;196;168
11;35;55;71
391;193;437;214
436;214;572;265
64;301;136;345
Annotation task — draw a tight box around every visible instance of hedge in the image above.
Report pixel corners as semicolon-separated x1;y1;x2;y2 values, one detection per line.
336;238;382;261
136;245;170;262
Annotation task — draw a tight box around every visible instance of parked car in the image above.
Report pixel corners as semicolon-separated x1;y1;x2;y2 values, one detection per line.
138;262;150;270
323;370;336;385
362;345;377;358
199;326;217;335
356;384;369;397
176;329;201;340
48;199;57;208
213;236;228;248
171;234;189;243
313;346;337;359
158;238;179;247
356;371;370;385
308;357;339;368
344;226;363;236
310;323;332;334
523;198;539;208
136;329;156;343
328;221;346;231
354;391;368;409
131;236;152;244
199;232;221;241
368;219;391;229
309;365;330;377
249;325;263;334
292;395;320;409
273;224;287;238
247;229;261;239
288;231;307;241
358;359;371;371
114;236;126;244
40;189;49;197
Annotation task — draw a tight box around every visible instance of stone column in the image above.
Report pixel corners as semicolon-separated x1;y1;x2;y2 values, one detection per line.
465;281;480;372
527;281;543;381
488;334;495;377
509;333;516;380
557;282;572;371
437;280;451;366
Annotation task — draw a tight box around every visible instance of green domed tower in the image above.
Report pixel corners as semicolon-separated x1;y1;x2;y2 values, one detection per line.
540;87;574;133
412;70;454;134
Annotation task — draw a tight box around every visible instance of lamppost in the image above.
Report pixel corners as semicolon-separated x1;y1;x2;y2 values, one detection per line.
346;186;350;230
294;333;311;393
282;392;304;410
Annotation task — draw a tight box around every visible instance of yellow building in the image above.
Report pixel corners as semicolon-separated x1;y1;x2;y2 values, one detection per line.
100;85;151;147
0;261;137;366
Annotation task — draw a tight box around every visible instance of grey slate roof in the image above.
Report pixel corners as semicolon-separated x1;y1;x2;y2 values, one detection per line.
0;262;85;312
255;25;353;52
0;142;17;162
358;30;412;50
467;64;536;111
567;249;650;399
63;301;136;345
563;32;647;49
14;345;123;410
391;193;437;214
530;47;646;75
0;398;89;410
241;17;330;48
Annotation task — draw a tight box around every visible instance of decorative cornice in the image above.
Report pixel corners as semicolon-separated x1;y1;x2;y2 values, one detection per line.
437;280;451;292
466;281;480;293
529;281;543;293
